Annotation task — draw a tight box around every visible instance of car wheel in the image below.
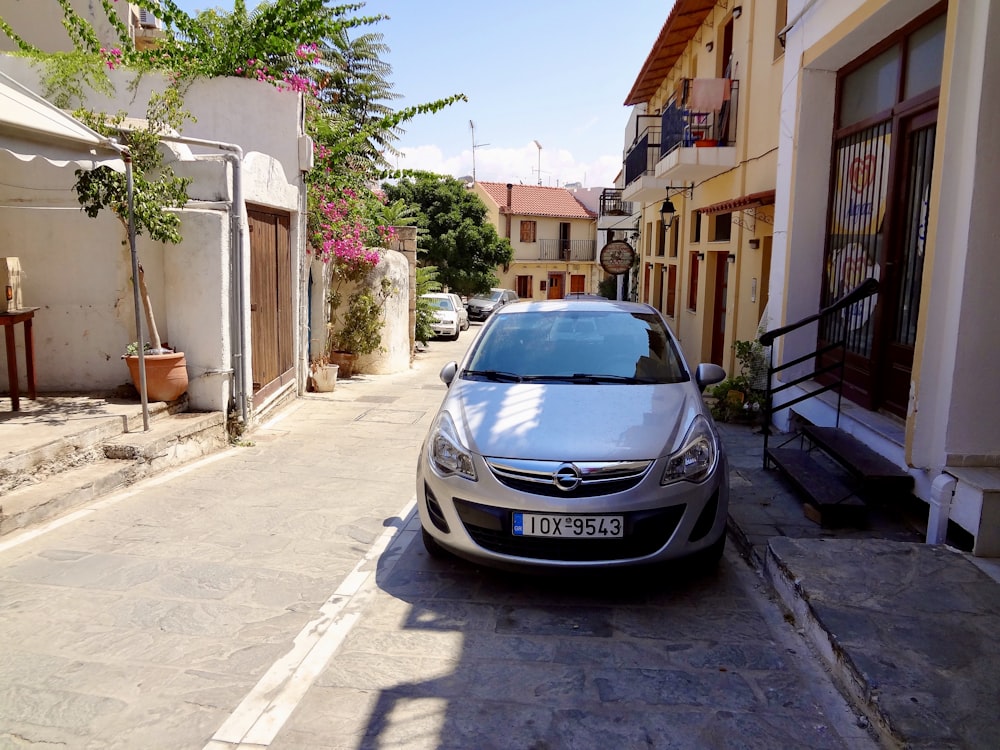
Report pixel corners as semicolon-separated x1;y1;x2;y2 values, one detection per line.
462;320;470;331
422;527;450;559
450;328;460;341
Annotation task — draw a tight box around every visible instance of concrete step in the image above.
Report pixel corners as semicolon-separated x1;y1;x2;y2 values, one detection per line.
0;410;227;537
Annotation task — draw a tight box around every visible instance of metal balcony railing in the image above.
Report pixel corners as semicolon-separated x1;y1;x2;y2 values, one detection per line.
623;115;661;188
659;79;740;156
535;239;597;262
599;188;633;217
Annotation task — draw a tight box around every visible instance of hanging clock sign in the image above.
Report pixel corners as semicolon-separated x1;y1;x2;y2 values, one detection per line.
599;241;635;275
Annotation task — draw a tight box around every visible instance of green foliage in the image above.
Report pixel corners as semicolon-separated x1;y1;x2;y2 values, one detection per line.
414;265;441;345
597;277;618;300
73;88;194;244
329;277;394;356
708;336;769;423
382;173;513;297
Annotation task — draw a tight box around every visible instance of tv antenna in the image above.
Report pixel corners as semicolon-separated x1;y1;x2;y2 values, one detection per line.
470;121;489;182
533;140;543;185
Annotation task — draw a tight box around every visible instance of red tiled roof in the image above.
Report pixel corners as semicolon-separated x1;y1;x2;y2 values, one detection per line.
624;0;718;106
477;181;597;219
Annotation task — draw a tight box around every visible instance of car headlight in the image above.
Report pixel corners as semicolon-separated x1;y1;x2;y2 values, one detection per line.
661;414;718;485
429;411;477;480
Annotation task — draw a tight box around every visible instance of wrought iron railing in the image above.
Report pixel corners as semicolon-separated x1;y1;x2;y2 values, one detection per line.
758;278;880;467
599;188;633;217
623;116;661;187
536;239;597;262
660;79;740;155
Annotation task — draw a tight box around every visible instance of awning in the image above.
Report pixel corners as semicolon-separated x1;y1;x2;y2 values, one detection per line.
0;72;152;429
0;70;125;174
698;189;776;215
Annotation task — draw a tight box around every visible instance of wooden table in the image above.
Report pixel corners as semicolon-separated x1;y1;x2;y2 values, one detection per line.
1;306;39;411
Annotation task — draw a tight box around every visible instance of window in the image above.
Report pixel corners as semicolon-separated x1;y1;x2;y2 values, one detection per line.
520;220;537;243
669;222;679;257
711;212;732;242
691;211;701;243
688;252;700;311
656;220;666;256
516;275;532;299
570;275;586;294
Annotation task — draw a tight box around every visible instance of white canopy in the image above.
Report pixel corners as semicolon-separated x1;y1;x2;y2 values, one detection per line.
0;70;125;172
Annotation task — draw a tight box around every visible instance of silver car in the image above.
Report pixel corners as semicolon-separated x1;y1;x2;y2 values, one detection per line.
416;299;729;571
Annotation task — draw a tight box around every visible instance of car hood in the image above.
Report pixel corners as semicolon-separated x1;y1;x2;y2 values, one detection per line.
442;380;706;461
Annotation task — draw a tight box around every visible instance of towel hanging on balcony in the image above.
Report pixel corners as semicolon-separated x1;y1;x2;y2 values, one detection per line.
689;78;729;111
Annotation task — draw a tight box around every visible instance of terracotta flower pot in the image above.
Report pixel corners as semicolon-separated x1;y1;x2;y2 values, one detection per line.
327;351;358;378
124;351;189;402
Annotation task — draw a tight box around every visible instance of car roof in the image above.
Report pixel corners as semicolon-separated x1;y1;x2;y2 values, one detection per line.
493;299;652;315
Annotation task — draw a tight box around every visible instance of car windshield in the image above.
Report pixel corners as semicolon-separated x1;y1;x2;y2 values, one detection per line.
464;309;689;384
425;297;455;311
471;290;503;304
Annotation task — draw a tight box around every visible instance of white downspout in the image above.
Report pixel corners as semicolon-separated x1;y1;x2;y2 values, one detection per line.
155;134;248;425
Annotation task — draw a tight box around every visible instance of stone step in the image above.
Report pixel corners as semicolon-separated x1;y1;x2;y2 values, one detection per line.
766;447;868;527
0;410;227;538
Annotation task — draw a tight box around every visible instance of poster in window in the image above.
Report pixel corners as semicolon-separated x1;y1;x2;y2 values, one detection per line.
831;132;891;236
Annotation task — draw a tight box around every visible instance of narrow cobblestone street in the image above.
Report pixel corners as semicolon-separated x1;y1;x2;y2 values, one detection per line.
0;329;876;749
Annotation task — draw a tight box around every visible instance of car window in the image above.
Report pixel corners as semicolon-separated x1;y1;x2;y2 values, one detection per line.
466;310;689;383
425;296;454;310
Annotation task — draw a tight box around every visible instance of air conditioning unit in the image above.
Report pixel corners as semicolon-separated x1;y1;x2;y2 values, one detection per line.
138;9;161;29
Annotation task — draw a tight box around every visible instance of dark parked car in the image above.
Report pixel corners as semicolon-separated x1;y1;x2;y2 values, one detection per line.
416;299;729;571
466;288;518;321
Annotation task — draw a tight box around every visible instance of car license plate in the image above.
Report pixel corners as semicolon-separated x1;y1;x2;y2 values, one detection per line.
513;513;623;538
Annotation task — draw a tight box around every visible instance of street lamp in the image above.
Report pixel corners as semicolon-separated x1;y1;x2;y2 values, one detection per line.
660;199;677;230
533;140;542;185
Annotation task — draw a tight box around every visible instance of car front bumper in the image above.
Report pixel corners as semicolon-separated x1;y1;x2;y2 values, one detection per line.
416;448;729;570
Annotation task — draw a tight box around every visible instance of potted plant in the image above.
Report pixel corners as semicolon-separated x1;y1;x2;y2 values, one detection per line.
309;187;396;378
73;90;193;401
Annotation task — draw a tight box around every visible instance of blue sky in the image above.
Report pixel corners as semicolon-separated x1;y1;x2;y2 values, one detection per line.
169;1;672;188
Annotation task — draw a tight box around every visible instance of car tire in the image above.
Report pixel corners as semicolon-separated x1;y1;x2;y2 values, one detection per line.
422;527;450;559
450;329;460;341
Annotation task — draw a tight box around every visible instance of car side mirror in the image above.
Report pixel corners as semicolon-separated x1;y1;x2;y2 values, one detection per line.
695;363;726;392
440;361;458;386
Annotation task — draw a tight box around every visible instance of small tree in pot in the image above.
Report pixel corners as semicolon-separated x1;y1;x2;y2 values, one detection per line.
73;88;194;400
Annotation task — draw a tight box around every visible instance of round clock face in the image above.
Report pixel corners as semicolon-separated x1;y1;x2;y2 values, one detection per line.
599;241;635;275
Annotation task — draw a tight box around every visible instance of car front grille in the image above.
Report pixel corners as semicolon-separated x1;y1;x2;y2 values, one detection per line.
486;458;652;498
453;498;686;562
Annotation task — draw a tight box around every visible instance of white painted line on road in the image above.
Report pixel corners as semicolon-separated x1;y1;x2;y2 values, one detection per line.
205;497;418;749
0;448;239;555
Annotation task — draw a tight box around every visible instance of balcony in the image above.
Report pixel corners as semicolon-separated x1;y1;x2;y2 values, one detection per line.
528;239;597;262
599;188;633;218
621;116;669;204
655;79;740;183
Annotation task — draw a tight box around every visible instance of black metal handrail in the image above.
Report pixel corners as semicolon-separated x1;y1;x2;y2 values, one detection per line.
759;277;879;466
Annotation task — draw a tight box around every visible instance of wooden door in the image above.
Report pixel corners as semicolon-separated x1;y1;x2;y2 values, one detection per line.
546;272;564;299
248;207;294;400
877;110;936;416
710;255;729;364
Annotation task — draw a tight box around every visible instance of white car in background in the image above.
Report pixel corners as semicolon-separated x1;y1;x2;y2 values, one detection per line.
445;293;470;331
422;293;463;340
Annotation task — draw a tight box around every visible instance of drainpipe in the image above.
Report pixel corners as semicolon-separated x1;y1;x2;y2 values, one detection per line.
505;183;513;239
927;473;956;544
778;0;823;45
156;134;248;425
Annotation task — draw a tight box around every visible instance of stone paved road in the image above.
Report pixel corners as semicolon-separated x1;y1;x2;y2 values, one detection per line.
0;326;878;750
